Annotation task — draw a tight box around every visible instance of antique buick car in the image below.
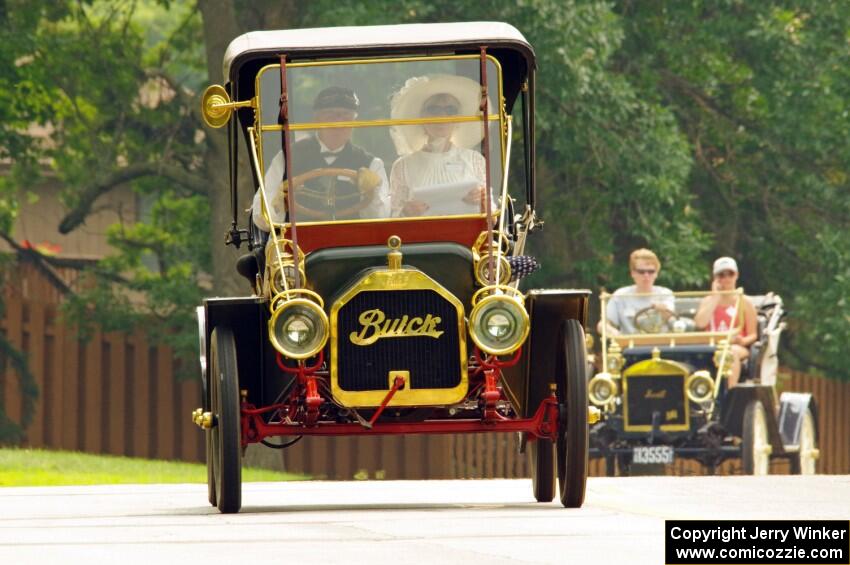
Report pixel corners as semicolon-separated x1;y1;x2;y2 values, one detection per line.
588;290;819;476
192;22;593;513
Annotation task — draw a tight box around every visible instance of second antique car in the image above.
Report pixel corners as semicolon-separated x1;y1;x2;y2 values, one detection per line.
192;22;593;513
588;289;819;476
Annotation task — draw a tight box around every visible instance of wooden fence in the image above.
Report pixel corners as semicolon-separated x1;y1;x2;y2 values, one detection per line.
1;261;848;478
1;262;204;462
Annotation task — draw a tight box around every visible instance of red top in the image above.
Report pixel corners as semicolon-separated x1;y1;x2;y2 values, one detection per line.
711;304;748;337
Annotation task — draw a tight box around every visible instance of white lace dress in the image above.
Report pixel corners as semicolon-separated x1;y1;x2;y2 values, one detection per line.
389;145;488;217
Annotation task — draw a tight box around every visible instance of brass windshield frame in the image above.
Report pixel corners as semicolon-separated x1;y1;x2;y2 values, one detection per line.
252;53;507;228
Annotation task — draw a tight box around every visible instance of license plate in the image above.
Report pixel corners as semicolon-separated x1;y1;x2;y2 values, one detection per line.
632;445;674;465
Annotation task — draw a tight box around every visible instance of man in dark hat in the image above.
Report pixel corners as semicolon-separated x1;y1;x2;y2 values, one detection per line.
253;86;389;230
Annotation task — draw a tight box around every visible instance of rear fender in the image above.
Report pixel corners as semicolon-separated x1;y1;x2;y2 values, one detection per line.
777;392;818;449
721;384;784;452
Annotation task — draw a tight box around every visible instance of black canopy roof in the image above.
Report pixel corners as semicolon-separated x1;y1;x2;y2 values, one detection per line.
224;22;535;111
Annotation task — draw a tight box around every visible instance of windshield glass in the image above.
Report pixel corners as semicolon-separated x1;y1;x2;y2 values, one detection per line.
254;56;504;225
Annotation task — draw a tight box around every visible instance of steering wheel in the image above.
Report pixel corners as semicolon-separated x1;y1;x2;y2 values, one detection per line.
280;167;378;220
633;305;678;334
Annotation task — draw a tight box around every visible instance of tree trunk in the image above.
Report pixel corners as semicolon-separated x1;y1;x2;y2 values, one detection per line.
198;0;300;299
199;0;245;298
198;0;298;472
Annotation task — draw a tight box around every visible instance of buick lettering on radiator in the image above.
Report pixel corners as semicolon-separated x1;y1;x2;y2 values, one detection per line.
349;309;444;345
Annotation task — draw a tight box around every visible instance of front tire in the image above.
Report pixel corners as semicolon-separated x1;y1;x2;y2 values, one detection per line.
211;327;242;513
530;437;556;502
742;400;770;475
205;430;216;506
556;320;589;508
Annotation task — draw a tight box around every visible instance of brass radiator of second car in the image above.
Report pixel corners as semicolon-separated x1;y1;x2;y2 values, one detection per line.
622;358;690;432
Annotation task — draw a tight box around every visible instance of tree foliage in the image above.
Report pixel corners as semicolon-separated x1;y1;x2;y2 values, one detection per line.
2;1;209;374
611;0;850;374
1;0;848;384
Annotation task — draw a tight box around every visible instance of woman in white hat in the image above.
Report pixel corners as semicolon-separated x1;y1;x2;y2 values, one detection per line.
695;256;757;387
388;75;493;217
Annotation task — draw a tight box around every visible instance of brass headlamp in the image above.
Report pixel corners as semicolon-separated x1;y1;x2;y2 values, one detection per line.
268;289;329;360
588;372;618;407
469;286;529;356
606;340;623;374
686;370;714;403
471;231;511;286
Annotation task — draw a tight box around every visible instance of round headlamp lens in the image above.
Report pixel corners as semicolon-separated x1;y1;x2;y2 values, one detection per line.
269;300;328;359
470;295;529;355
686;372;714;403
484;311;513;339
588;373;617;406
284;314;313;345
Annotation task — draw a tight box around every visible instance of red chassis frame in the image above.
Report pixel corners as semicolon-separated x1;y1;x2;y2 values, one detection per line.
239;347;562;445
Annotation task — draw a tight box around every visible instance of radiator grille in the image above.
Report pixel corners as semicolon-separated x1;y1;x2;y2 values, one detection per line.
336;289;462;391
624;374;687;429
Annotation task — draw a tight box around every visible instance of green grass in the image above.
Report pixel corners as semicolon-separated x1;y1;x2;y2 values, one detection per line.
0;448;307;487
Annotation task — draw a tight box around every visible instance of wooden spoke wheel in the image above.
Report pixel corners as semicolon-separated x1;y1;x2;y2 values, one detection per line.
556;319;589;508
790;407;818;475
210;327;242;513
742;400;770;475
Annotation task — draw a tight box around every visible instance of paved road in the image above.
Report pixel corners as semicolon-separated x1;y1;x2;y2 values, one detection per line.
1;476;848;564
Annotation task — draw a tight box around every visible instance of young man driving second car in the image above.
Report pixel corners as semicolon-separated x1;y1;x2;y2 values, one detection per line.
600;248;675;336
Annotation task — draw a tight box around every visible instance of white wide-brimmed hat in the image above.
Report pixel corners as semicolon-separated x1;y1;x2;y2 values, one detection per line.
390;74;494;155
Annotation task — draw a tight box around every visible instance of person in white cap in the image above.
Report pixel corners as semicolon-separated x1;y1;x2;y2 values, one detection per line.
388;74;493;217
695;256;757;387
